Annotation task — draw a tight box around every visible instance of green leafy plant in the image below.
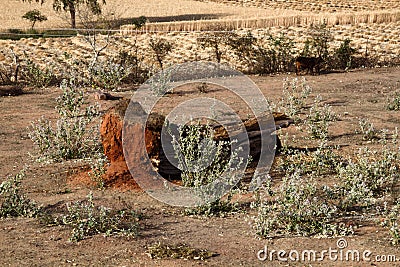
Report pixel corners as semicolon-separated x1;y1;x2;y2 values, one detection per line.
333;38;356;70
29;79;100;161
278;140;342;176
89;59;131;91
149;68;173;96
183;195;239;217
50;193;139;242
0;170;40;218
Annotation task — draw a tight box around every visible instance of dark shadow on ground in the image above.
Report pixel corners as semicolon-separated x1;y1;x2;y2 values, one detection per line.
105;13;230;29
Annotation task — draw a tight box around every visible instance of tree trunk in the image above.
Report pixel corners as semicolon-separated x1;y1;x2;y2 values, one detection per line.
69;2;76;28
100;99;293;184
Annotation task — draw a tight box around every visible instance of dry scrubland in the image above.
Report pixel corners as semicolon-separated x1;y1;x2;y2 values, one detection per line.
1;1;400;266
1;27;400;73
1;21;399;74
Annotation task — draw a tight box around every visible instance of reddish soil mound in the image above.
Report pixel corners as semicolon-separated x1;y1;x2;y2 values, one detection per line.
99;99;143;191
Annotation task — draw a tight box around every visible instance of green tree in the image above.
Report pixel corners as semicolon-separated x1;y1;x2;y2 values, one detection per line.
22;9;47;29
334;38;356;70
22;0;106;28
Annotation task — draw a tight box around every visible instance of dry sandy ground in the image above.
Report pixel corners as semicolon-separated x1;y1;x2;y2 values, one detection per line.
0;67;400;266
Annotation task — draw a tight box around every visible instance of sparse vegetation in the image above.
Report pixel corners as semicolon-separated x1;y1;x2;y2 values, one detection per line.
381;200;400;246
88;152;108;189
0;170;40;218
255;78;400;241
21;58;57;88
48;193;139;242
29;79;100;161
277;77;312;119
149;68;173;96
305;95;337;139
170;120;246;216
1;0;400;264
89;58;131;91
336;145;399;210
252;171;346;238
387;92;400;111
358;118;379;141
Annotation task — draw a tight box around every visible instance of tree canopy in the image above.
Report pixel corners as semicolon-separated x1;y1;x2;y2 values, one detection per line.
22;0;106;28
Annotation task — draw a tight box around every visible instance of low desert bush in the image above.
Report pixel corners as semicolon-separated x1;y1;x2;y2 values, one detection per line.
149;68;173;96
380;201;400;246
252;171;348;238
29;79;100;161
278;140;342;176
305;95;337;139
48;193;139;242
357;118;379;141
277;77;312;119
335;147;399;210
21;58;58;88
89;59;131;91
0;170;40;218
170;120;246;216
88;152;109;189
387;92;400;111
